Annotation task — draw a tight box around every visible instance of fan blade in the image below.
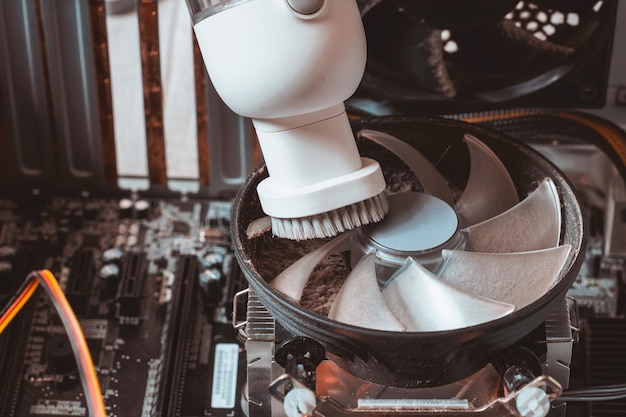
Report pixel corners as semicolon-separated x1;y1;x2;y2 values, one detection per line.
463;178;561;253
382;258;515;332
329;253;406;331
270;232;353;301
358;129;455;205
455;134;519;227
439;245;571;309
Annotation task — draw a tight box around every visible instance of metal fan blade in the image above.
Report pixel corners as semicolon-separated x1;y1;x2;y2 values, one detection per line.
358;129;454;205
463;178;561;253
439;245;571;309
328;253;406;331
270;232;353;301
382;258;515;332
455;134;519;227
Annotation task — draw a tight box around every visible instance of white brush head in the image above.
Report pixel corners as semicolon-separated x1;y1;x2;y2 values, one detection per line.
271;193;390;240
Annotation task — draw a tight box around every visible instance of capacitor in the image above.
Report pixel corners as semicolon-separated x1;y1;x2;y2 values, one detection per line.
126;235;138;247
98;263;121;300
198;268;222;304
102;247;124;265
118;198;133;219
44;334;77;375
134;200;150;220
200;252;224;269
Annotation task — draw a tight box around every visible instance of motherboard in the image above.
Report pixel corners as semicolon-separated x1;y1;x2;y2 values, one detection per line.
0;144;625;417
0;195;246;417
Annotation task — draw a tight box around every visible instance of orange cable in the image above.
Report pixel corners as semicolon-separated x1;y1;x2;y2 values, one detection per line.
0;270;106;417
459;109;626;172
37;269;106;417
0;278;39;334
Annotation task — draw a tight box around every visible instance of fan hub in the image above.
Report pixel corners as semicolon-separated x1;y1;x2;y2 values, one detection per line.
352;192;464;279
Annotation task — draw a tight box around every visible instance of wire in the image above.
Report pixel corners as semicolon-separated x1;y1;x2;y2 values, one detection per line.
448;108;626;185
565;383;626;395
559;383;626;402
0;278;39;334
0;270;106;417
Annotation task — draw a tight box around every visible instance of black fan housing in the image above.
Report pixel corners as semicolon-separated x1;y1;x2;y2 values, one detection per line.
232;117;586;388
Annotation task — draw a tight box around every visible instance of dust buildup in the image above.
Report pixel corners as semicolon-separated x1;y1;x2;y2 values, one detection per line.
250;234;349;316
245;136;465;317
248;144;428;317
301;252;350;316
251;236;325;279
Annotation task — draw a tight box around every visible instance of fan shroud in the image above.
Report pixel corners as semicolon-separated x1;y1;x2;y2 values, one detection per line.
232;117;586;388
351;0;617;114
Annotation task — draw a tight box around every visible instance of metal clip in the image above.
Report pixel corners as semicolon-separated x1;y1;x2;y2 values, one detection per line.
232;287;249;330
567;295;580;343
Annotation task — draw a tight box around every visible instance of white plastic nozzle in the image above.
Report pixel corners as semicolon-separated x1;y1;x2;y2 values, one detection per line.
192;0;365;119
191;0;387;228
254;105;386;218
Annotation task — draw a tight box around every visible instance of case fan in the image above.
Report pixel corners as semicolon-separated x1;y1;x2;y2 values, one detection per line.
353;0;615;112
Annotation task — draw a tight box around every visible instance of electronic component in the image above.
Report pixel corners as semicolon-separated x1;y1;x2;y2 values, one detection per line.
0;198;246;417
66;249;96;316
116;252;148;323
0;1;624;416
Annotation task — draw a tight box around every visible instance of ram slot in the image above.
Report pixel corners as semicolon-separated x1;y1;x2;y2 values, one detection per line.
155;254;198;416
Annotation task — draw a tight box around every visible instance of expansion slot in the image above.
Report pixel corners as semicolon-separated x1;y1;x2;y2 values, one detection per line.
0;308;34;417
0;247;40;416
155;254;199;416
117;252;148;321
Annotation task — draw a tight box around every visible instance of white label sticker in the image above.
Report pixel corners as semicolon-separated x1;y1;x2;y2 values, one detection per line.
211;343;239;409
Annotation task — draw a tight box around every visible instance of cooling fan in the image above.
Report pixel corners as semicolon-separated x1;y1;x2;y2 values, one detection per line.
232;117;586;387
353;0;615;112
271;129;571;334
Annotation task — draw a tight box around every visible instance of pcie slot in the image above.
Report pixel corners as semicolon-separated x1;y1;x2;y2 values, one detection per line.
66;249;95;316
155;254;198;416
117;252;148;320
0;305;34;416
0;247;39;416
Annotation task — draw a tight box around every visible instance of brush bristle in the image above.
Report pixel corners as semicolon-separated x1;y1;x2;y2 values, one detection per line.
271;193;390;240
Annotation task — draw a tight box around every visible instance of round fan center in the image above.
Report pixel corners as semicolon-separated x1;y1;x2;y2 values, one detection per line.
352;192;463;277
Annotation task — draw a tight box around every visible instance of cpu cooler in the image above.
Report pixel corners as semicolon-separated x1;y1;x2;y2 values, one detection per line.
233;117;586;388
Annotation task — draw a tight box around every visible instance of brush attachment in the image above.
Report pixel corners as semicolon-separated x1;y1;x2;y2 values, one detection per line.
254;105;389;240
271;193;389;240
190;0;388;239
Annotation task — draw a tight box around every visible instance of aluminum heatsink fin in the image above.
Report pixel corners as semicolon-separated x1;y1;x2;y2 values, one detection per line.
358;129;454;205
463;178;561;253
455;134;519;227
270;232;353;301
439;245;571;309
382;258;515;332
329;253;406;331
